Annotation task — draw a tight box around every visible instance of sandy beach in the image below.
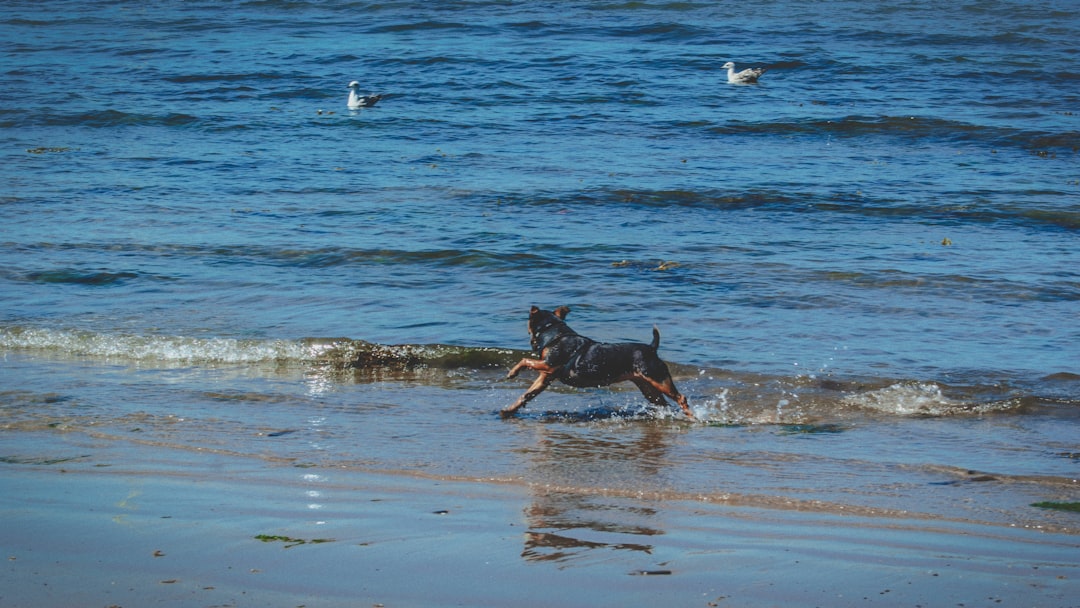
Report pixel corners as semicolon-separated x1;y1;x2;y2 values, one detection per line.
3;436;1076;608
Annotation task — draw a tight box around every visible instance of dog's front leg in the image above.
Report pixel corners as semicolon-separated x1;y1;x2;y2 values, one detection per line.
501;371;554;417
505;358;533;379
506;357;558;379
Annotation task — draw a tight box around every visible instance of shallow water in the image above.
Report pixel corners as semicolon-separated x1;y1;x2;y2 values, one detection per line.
2;0;1079;571
2;347;1078;541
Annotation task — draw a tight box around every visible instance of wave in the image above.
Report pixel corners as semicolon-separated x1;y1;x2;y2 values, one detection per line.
484;187;1080;232
11;269;146;287
0;325;518;369
707;114;1080;153
1;326;316;364
369;21;479;34
7;103;299;130
163;72;299;84
4;109;201;129
606;22;712;42
2;325;1074;422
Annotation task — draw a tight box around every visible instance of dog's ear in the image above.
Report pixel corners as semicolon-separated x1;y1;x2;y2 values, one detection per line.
529;305;540;315
553;306;570;319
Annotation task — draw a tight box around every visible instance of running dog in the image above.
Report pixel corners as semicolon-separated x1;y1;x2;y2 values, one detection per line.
502;306;693;418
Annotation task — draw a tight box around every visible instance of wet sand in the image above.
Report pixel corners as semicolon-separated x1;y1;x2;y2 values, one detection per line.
2;443;1076;608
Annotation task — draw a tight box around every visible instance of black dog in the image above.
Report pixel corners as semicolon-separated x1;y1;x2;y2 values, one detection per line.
502;306;693;418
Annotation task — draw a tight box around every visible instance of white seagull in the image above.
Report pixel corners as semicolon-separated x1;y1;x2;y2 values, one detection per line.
722;61;766;84
347;81;383;108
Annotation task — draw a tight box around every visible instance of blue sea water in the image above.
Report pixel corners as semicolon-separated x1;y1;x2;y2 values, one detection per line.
1;0;1078;590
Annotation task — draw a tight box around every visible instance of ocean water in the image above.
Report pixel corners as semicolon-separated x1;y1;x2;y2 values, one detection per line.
2;0;1079;559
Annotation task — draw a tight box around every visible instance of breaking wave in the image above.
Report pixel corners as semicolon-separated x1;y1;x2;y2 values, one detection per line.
3;325;1073;423
0;325;518;369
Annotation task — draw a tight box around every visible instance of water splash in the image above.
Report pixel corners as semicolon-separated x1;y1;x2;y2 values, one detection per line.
842;381;954;416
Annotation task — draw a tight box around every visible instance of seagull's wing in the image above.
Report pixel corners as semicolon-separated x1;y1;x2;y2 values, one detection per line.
736;67;766;82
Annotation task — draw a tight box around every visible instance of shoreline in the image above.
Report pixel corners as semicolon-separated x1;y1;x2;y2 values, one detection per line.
2;448;1076;608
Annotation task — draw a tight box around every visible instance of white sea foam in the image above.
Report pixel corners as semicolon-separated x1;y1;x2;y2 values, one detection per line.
842;382;958;416
0;326;314;364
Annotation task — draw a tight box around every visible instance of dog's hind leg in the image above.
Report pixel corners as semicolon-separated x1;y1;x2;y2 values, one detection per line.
634;374;694;419
631;377;669;407
661;380;693;418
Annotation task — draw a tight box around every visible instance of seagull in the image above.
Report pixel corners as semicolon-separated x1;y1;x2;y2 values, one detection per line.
347;81;383;108
722;61;766;84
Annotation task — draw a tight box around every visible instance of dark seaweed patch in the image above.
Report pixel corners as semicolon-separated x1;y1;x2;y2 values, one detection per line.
254;534;335;548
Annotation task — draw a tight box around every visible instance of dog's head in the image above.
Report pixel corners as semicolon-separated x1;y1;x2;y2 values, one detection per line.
526;305;572;352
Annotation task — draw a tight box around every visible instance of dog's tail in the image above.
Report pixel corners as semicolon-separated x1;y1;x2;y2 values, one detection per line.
651;326;661;351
